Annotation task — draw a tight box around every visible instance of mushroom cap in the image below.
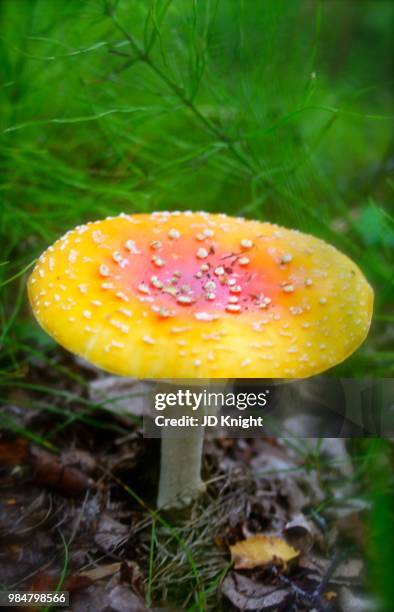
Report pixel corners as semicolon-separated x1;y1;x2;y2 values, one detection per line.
28;211;373;379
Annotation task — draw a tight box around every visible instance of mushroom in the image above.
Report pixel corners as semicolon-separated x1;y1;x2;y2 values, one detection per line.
28;211;373;508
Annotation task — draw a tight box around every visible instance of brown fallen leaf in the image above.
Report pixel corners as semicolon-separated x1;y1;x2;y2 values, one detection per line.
120;561;145;597
28;572;56;592
222;572;290;611
77;562;122;582
61;448;97;474
230;534;299;570
69;584;149;612
24;573;57;612
64;574;93;592
94;513;129;551
28;446;94;497
298;554;365;589
0;437;28;465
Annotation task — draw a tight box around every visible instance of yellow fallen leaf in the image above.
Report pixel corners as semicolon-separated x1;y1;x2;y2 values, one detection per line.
230;534;299;569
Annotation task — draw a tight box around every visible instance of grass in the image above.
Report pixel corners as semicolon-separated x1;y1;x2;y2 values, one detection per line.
0;0;393;609
0;0;393;379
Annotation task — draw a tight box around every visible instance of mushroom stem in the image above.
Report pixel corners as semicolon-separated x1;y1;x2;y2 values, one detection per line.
157;411;205;509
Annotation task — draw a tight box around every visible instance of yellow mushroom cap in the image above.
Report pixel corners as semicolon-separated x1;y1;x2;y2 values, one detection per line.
28;211;373;379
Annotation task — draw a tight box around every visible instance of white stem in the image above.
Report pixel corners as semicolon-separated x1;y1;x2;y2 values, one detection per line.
157;411;205;509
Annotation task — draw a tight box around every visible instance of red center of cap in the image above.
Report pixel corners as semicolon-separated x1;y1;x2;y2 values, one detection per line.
107;237;278;317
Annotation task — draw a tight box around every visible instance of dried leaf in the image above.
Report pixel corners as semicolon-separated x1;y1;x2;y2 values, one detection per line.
64;575;93;592
333;558;364;583
29;446;94;497
78;562;121;582
105;585;148;612
283;513;315;553
61;448;96;474
222;572;290;611
0;437;28;465
94;513;128;551
89;377;153;418
339;586;379;612
326;501;369;550
230;534;299;569
28;572;56;592
120;561;144;597
250;442;324;511
69;584;149;612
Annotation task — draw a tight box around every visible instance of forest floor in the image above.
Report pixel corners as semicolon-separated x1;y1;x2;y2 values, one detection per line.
0;352;381;611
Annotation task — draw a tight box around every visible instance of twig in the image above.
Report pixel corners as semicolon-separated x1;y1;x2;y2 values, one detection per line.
313;551;345;597
271;553;344;611
105;5;362;257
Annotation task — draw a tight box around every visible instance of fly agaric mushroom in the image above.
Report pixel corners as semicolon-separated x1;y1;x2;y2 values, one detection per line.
28;211;373;508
